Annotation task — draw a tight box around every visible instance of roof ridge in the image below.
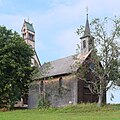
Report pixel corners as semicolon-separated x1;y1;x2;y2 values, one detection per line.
25;21;33;25
43;54;77;65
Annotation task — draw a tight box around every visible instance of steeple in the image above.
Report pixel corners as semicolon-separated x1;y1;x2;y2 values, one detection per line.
80;13;94;55
21;20;35;49
21;20;41;68
83;13;90;37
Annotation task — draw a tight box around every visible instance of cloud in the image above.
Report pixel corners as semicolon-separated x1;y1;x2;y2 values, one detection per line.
0;0;120;63
79;0;120;16
56;28;80;56
31;0;120;63
32;0;120;39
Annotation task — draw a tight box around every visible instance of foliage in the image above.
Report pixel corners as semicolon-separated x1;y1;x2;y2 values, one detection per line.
76;16;120;106
32;62;52;80
0;26;34;109
38;93;50;109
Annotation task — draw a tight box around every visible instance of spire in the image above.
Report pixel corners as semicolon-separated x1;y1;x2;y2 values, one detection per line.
83;12;90;37
80;10;94;55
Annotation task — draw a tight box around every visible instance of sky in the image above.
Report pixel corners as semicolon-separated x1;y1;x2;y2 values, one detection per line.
0;0;119;64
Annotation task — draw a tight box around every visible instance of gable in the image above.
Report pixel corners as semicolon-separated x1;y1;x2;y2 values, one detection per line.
22;20;35;33
26;22;35;33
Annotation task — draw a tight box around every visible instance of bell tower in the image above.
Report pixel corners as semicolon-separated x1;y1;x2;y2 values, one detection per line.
21;20;41;67
21;20;35;49
80;13;94;55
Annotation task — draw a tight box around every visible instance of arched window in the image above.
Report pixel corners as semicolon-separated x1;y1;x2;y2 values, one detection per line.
89;63;95;71
23;33;26;39
40;81;44;92
29;45;33;48
59;77;62;94
28;33;33;40
83;40;86;48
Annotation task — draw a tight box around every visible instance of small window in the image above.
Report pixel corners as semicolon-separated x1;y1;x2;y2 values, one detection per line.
29;45;33;48
83;40;86;48
89;63;95;71
29;33;33;40
59;77;62;88
40;81;44;92
23;33;26;39
59;77;62;94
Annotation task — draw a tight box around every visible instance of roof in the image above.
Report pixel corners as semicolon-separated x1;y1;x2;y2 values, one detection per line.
33;50;92;80
34;50;41;67
25;21;35;33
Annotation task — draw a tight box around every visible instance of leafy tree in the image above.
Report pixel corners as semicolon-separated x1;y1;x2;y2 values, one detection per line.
0;26;34;108
76;16;120;106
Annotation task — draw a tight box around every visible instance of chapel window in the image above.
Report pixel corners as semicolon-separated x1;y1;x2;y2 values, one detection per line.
40;81;44;92
59;77;62;94
29;45;33;49
29;33;33;40
23;33;26;39
89;63;95;71
83;40;86;48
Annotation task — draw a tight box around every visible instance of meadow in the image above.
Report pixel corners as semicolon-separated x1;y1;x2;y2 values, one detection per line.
0;103;120;120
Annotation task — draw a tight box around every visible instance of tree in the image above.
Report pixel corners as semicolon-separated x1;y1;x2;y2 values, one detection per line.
0;26;34;108
76;16;120;106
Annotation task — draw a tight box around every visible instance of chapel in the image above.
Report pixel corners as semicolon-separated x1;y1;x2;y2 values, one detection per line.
21;14;105;109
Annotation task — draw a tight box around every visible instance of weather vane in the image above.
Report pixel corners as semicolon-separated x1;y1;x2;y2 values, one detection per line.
86;6;88;15
28;16;29;23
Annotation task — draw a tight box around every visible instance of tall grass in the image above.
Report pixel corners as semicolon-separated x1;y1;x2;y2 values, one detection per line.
38;103;120;113
0;103;120;120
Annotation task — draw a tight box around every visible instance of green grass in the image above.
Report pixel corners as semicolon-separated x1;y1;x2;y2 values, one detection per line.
0;104;120;120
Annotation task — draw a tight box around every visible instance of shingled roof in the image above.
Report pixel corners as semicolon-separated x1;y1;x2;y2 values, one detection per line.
33;50;92;80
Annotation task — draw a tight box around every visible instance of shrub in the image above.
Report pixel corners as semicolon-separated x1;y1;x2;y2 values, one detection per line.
38;93;50;109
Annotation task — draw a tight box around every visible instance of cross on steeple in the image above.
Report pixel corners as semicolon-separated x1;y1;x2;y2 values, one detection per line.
86;6;88;16
28;16;29;23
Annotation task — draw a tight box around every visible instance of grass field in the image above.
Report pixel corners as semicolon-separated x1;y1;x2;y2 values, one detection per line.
0;104;120;120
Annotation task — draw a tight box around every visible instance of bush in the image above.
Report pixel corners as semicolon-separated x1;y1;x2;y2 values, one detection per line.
38;93;50;109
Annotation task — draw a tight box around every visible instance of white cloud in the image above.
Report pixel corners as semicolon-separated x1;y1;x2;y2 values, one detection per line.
56;28;79;56
31;0;120;63
0;0;119;63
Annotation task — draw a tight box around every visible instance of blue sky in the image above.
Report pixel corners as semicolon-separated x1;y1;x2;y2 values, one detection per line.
0;0;120;64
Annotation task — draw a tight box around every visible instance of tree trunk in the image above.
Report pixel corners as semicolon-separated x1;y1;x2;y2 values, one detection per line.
97;93;103;107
